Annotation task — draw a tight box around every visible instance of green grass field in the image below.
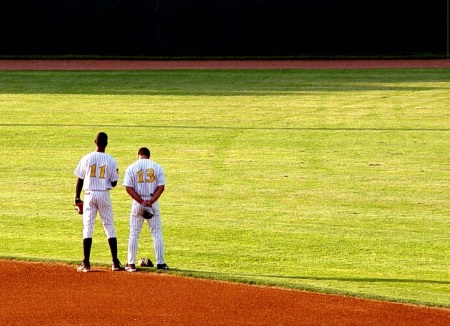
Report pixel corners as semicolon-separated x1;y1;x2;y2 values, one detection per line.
0;69;449;307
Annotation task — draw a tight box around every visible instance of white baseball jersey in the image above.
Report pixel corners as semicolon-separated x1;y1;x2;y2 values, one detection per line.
74;151;119;239
75;152;119;190
122;159;165;197
123;158;166;265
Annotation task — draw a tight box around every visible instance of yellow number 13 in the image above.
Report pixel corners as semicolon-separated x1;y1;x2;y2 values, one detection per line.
137;169;155;183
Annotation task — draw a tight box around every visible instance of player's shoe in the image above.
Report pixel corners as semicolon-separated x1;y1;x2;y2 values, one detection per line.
77;261;90;272
112;259;122;271
156;263;169;270
125;264;136;272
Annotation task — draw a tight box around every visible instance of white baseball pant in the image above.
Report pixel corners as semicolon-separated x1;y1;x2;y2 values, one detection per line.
127;199;165;265
82;190;117;239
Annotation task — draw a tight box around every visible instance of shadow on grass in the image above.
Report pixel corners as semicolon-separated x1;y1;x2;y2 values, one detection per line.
170;268;450;285
0;70;449;96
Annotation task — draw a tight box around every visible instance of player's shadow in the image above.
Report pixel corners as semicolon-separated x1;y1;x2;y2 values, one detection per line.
170;268;450;285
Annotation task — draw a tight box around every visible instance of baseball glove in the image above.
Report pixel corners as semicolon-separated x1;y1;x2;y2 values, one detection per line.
74;199;83;215
142;207;154;219
139;257;154;267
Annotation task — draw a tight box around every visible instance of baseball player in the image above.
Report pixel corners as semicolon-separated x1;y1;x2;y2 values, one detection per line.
123;147;168;272
74;132;122;272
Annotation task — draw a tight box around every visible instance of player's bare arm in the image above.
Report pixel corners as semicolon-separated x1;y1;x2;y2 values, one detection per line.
75;178;84;203
125;186;144;204
143;185;165;207
111;169;119;187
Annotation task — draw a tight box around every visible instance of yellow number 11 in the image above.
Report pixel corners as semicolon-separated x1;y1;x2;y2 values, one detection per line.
90;164;106;179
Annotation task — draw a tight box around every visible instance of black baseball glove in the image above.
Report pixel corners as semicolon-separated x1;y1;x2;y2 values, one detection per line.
142;207;154;219
139;258;154;267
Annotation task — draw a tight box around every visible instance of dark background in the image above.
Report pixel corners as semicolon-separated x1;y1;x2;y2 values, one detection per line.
0;0;446;58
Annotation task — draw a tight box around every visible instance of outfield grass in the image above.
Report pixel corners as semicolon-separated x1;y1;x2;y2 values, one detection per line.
0;69;449;307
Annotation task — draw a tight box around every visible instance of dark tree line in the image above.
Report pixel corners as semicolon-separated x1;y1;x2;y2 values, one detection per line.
0;0;445;57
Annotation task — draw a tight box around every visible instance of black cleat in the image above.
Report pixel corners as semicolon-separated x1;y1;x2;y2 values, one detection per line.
125;264;136;272
112;259;122;271
77;261;91;272
156;263;169;270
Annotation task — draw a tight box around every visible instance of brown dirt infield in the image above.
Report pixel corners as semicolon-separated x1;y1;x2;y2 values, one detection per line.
1;60;449;325
1;260;449;325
